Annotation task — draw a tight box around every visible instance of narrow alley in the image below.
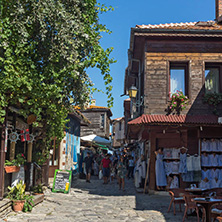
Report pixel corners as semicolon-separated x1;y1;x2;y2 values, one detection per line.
3;177;198;222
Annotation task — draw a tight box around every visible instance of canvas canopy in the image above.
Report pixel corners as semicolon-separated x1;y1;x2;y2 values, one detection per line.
80;134;111;146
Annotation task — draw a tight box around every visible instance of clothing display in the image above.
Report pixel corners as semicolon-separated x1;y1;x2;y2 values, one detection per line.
182;155;201;182
218;169;222;180
201;169;210;180
155;153;167;186
134;157;145;188
211;139;218;151
210;168;220;180
171;161;179;174
163;148;179;159
199;180;210;189
208;154;219;166
219;140;222;151
170;176;179;189
179;153;187;173
210;179;221;188
202;140;210;152
200;138;222;189
201;154;209;166
218;155;222;166
164;162;172;176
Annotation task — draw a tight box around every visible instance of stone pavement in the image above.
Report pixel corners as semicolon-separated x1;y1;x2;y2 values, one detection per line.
2;177;199;222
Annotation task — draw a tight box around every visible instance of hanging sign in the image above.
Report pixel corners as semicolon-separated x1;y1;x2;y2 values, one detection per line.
20;129;30;142
52;170;72;194
27;114;36;125
9;132;19;143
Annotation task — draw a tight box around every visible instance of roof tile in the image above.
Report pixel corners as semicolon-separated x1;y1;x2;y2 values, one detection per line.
136;21;222;31
128;114;219;125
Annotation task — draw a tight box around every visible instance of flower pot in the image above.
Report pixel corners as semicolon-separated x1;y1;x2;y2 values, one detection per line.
5;166;20;173
12;200;25;212
33;193;44;195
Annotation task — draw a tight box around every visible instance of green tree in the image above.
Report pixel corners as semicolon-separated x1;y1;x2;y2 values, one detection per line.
0;0;115;140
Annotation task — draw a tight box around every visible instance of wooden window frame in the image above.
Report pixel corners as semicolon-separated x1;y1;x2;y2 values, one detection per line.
205;63;222;93
169;62;189;97
119;121;122;131
100;114;105;129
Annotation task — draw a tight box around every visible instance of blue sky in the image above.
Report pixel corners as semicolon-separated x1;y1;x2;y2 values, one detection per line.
88;0;215;119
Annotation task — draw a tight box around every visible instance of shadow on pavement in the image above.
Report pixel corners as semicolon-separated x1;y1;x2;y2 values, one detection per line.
71;176;198;222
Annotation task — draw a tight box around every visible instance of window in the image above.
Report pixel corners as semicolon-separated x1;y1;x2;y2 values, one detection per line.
119;122;122;131
205;65;221;93
170;63;188;96
100;114;105;128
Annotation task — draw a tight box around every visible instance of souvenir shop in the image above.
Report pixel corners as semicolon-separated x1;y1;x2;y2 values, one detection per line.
127;119;222;191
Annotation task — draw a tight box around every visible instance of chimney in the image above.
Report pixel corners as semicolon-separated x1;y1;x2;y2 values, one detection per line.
216;0;222;22
91;99;96;106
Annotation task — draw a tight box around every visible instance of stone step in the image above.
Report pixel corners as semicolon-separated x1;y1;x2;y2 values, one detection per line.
0;194;44;219
0;199;12;218
33;194;44;206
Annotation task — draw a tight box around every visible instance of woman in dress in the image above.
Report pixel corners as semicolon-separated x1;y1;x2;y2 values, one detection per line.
155;148;167;190
117;156;127;191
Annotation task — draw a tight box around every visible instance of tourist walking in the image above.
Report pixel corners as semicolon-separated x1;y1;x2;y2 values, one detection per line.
100;154;111;184
155;148;167;190
117;156;127;191
83;152;93;183
128;156;134;179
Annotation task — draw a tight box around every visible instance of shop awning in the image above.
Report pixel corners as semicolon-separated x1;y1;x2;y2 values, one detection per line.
80;134;111;146
128;114;219;126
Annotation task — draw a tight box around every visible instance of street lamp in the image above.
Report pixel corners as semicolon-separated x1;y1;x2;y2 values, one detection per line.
128;85;145;107
128;86;138;99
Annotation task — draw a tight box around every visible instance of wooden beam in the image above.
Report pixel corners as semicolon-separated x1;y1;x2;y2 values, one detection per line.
0;107;8;200
148;131;156;190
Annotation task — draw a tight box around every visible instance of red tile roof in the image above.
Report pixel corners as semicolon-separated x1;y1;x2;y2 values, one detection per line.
136;21;222;31
128;114;219;126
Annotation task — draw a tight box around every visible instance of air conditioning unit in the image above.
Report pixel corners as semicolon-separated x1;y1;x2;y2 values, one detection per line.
218;117;222;124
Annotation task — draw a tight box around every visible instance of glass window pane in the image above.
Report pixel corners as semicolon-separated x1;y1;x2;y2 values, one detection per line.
205;68;219;93
170;68;185;94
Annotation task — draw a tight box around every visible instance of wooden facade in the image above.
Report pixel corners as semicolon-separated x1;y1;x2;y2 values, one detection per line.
80;106;112;140
125;4;222;190
112;117;125;148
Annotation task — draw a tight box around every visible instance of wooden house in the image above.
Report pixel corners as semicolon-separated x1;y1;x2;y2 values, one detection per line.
125;0;222;190
49;110;90;181
79;104;112;140
112;117;125;148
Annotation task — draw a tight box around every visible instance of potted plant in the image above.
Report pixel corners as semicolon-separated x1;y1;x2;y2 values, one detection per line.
4;159;20;173
5;153;26;173
203;92;222;115
32;151;49;166
166;91;189;115
32;184;44;195
7;180;34;212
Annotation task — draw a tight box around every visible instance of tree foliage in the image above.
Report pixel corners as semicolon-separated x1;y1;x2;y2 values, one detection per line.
0;0;115;140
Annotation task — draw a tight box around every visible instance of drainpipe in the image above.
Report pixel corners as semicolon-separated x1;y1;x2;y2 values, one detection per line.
0;107;8;200
129;58;141;117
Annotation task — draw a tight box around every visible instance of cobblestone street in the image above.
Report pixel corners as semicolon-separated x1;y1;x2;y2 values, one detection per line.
3;177;198;222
